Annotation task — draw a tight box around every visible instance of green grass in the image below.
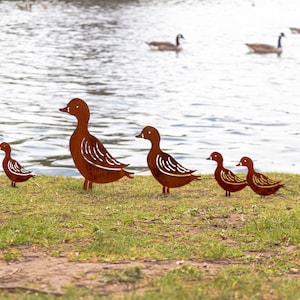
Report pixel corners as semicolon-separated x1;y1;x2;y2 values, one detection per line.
0;174;299;299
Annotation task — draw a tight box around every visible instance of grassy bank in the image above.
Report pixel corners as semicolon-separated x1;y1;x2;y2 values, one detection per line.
0;174;299;299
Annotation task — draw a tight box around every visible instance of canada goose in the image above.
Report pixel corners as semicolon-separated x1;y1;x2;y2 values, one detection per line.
245;33;285;56
17;1;32;11
146;34;184;51
36;0;48;9
290;27;300;34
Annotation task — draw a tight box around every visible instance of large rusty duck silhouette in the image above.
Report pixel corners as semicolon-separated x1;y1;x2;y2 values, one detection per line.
207;151;247;197
0;142;34;187
237;156;284;196
136;126;200;194
60;98;133;190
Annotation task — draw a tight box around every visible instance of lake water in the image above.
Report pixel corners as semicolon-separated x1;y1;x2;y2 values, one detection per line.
0;0;299;177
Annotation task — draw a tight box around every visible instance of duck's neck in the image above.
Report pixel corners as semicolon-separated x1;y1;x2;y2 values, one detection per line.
214;161;224;174
216;158;224;168
74;116;89;135
176;36;181;46
149;139;161;155
245;164;255;179
2;150;11;162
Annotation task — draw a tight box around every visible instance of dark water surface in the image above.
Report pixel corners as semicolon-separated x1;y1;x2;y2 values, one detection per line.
0;0;299;177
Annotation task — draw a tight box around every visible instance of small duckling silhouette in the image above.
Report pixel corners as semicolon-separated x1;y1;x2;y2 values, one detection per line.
0;142;34;187
207;151;247;196
237;156;284;196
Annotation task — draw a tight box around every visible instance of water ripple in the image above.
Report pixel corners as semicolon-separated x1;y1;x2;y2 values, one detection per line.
0;0;299;176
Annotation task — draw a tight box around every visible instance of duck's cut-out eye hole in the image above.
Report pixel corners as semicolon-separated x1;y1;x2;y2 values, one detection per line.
76;105;79;109
148;131;151;135
243;159;247;163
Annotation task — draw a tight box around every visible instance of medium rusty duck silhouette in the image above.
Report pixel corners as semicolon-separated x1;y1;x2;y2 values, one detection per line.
237;156;284;196
60;98;133;190
136;126;200;194
0;142;34;187
207;152;247;197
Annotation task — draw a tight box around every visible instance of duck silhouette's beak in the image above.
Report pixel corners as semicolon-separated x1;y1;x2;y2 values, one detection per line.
206;156;212;160
236;162;242;166
59;106;68;113
135;132;144;138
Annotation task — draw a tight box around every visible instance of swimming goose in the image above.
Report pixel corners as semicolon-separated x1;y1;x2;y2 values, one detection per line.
290;27;300;34
146;34;184;51
17;2;32;11
245;33;285;56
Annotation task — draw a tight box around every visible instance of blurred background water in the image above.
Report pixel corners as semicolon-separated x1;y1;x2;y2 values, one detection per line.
0;0;299;177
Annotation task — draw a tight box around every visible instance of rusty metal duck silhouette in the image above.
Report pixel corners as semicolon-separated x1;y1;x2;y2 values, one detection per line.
59;98;133;190
136;126;200;194
207;152;247;197
0;142;34;187
237;156;284;196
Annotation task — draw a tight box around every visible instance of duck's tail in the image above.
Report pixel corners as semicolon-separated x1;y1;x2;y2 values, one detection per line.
125;170;134;179
193;174;201;181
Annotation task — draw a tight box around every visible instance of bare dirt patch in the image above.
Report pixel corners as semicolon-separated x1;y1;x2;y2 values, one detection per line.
0;246;230;297
1;244;299;297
